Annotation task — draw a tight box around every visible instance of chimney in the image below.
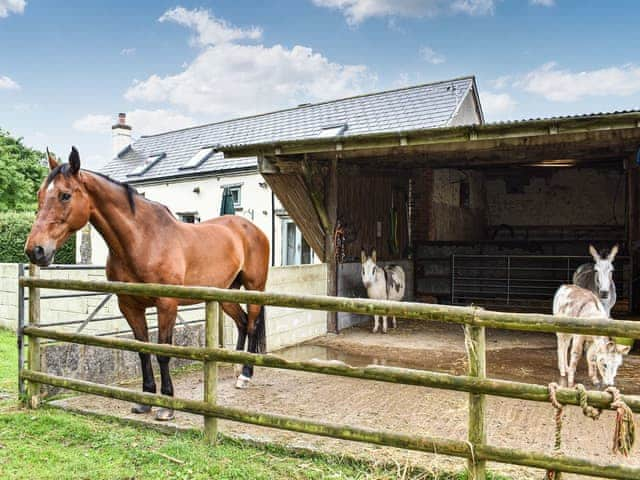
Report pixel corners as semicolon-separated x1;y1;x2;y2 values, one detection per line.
111;112;132;157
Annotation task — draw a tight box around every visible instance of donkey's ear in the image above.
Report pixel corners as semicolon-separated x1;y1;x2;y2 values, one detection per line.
605;341;617;353
589;245;600;261
46;148;59;170
608;244;619;262
371;249;377;263
69;146;81;175
616;343;632;355
360;249;366;264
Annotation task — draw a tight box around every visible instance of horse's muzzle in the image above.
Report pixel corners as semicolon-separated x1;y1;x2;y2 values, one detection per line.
599;291;609;300
25;245;55;267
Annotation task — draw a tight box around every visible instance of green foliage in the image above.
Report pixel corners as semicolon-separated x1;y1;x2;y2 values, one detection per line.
0;211;75;264
0;129;47;212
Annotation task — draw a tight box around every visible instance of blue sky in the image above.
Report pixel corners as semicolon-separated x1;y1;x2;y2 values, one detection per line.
2;0;640;169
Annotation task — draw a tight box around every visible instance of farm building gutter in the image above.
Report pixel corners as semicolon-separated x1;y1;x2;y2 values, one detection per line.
219;110;640;158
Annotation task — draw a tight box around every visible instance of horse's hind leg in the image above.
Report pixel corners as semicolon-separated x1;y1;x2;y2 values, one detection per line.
119;298;155;414
155;299;178;421
221;302;252;389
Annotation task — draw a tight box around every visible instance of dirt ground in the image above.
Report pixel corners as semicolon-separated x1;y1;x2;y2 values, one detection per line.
55;320;640;479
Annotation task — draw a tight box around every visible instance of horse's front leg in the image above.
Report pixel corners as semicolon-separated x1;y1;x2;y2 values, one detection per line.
155;299;178;421
119;299;155;414
372;315;379;333
382;316;388;334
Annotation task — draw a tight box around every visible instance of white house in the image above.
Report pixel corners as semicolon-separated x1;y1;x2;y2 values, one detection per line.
81;77;482;267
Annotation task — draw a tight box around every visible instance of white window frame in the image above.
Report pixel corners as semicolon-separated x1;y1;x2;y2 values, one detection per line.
281;218;314;266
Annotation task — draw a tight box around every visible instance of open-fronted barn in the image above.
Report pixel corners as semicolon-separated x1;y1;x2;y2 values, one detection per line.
223;107;640;330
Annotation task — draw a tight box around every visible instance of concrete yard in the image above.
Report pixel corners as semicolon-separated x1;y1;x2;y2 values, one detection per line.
54;320;640;479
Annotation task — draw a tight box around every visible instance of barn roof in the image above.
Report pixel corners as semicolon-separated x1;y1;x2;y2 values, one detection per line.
100;76;481;183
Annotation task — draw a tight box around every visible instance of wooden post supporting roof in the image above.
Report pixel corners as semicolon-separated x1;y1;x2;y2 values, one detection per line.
325;156;339;332
627;153;640;312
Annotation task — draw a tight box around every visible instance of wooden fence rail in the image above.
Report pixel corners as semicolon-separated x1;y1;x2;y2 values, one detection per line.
19;275;640;480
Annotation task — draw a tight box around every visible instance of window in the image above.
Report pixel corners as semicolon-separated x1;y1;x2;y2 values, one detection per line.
177;212;199;223
281;219;313;265
318;123;347;138
222;184;242;208
128;154;164;176
181;147;216;169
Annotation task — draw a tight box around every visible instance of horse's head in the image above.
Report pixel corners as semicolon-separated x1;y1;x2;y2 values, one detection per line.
592;339;631;387
360;249;378;289
589;244;617;301
25;147;91;266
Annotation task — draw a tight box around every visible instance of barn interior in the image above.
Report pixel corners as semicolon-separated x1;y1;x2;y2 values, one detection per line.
223;111;640;329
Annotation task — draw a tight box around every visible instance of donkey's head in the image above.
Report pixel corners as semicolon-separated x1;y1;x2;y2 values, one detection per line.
25;147;91;266
360;249;378;289
592;339;631;387
589;244;618;301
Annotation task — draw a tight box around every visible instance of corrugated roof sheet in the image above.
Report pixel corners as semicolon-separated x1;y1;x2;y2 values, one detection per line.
101;76;477;182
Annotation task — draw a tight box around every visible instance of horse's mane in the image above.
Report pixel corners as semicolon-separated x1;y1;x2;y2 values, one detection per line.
47;166;172;217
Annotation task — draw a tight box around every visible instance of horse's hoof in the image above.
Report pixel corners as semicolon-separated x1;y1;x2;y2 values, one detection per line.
382;329;388;334
131;403;152;414
235;374;250;389
155;408;175;421
372;328;378;334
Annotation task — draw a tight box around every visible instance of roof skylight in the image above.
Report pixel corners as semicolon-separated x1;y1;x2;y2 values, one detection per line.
128;154;164;177
181;147;215;169
318;124;347;138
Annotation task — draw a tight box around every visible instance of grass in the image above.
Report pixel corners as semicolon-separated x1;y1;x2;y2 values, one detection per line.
0;329;507;479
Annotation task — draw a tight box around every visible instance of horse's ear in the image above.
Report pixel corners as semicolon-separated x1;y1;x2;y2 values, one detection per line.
608;244;619;262
69;146;80;175
360;250;366;264
371;249;377;263
589;245;600;261
46;148;58;170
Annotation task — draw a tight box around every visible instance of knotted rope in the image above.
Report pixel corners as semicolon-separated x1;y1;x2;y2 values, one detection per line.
545;382;637;479
545;382;564;480
605;386;636;456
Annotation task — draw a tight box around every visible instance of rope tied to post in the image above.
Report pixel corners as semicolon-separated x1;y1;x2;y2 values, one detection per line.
545;382;637;479
605;386;636;456
545;382;564;480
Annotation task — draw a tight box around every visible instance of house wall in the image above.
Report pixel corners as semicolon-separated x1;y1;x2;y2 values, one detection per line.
76;170;317;267
449;90;482;126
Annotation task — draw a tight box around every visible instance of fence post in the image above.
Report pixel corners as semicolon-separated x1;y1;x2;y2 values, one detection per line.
466;316;487;480
26;264;41;408
204;301;220;445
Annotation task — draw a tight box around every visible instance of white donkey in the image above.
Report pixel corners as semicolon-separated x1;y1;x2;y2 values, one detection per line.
573;245;618;317
361;249;406;333
553;284;630;387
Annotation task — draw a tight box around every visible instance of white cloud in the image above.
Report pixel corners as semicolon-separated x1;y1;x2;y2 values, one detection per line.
312;0;497;24
0;0;25;18
125;7;375;118
0;75;19;90
73;110;196;136
518;62;640;102
420;46;445;64
530;0;554;6
480;91;517;119
490;75;511;90
159;6;262;46
120;48;136;56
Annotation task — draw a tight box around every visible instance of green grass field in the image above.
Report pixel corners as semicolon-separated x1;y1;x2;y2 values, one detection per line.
0;328;501;479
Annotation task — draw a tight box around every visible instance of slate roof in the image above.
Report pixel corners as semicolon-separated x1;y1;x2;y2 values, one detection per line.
101;76;480;183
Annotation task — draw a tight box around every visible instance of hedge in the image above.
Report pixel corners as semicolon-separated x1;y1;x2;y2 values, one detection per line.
0;211;75;264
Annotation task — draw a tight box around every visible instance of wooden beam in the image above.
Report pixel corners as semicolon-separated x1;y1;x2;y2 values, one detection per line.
325;155;338;332
300;157;330;233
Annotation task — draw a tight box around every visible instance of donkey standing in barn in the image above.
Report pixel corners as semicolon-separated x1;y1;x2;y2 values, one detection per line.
361;249;406;333
573;245;618;316
553;284;630;387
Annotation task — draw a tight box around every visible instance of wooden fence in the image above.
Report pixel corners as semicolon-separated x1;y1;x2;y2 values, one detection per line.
19;269;640;480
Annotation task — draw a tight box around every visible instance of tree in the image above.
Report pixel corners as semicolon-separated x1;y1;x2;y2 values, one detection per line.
0;129;47;212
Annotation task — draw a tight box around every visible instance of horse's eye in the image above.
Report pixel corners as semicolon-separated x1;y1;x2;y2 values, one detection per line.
59;192;72;202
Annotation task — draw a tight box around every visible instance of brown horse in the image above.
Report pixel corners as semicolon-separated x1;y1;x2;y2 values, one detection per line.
25;147;270;420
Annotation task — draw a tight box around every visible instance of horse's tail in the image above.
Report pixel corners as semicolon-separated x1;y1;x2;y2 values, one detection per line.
253;305;267;354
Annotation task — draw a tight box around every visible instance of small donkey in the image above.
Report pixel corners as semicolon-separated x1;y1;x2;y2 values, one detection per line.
553;284;630;387
361;249;406;333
